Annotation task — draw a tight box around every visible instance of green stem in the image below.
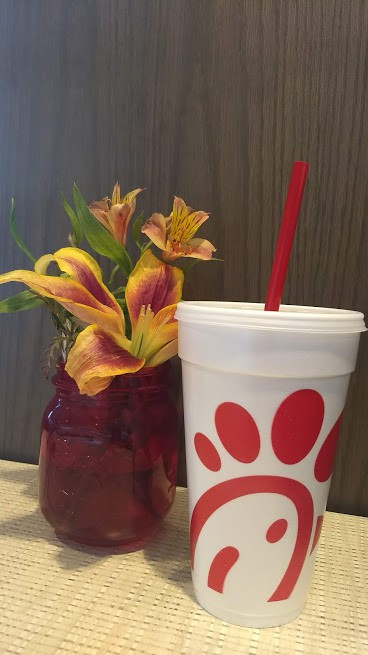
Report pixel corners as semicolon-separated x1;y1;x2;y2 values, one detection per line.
112;285;126;296
141;240;153;254
108;264;120;287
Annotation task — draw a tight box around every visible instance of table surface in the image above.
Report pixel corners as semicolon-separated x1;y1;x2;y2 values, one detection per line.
0;460;367;655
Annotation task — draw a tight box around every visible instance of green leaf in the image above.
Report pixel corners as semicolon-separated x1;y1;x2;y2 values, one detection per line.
61;193;83;246
0;290;43;313
181;256;223;275
72;184;132;277
180;259;199;274
9;199;36;264
132;211;144;249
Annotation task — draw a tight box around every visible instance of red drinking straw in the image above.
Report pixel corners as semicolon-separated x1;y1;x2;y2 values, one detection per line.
264;161;309;311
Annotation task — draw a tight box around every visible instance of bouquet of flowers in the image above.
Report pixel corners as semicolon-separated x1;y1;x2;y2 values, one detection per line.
0;184;216;396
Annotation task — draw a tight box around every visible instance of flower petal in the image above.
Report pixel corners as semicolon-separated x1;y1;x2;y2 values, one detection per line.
111;182;121;205
34;254;55;275
148;303;177;341
65;325;144;395
125;250;183;328
34;247;124;326
182;210;209;241
121;188;143;205
185;238;216;259
168;196;210;248
0;269;124;335
163;237;216;261
151;303;177;330
137;304;178;360
170;197;209;242
90;199;109;212
106;204;133;245
53;248;123;318
105;188;143;244
88;200;111;232
172;196;188;223
141;213;167;250
145;339;178;367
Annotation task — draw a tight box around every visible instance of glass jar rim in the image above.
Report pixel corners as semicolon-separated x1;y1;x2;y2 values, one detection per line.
52;360;171;396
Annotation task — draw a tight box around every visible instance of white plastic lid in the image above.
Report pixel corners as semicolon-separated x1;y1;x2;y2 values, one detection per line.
175;301;366;334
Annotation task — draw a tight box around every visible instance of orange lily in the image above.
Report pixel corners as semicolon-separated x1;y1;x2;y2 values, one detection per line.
141;196;216;261
89;183;143;246
0;248;183;395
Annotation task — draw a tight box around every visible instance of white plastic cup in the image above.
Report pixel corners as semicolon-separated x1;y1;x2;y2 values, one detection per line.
176;301;366;628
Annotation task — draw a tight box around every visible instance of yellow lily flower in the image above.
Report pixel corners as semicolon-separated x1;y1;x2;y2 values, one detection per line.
0;248;183;396
89;182;143;246
141;196;216;261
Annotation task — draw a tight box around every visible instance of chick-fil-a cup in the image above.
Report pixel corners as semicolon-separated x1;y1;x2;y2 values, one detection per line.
176;301;365;627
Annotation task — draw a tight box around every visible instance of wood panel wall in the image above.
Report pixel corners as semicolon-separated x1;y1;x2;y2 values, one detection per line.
1;0;367;515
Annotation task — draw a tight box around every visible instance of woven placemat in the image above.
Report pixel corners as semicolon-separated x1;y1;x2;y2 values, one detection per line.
0;459;367;655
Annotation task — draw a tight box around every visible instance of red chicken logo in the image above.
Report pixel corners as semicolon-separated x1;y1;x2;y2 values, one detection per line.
191;391;342;602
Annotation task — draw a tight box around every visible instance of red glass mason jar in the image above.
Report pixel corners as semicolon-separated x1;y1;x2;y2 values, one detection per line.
39;362;178;548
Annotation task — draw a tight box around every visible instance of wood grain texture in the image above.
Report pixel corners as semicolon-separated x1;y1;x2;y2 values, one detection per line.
0;0;367;514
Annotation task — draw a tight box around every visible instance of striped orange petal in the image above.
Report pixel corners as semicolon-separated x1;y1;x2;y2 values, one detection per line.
88;199;110;231
65;325;144;395
107;189;143;245
170;196;209;243
125;250;183;328
146;338;178;367
163;237;216;262
121;188;143;205
35;247;123;321
140;304;178;361
106;204;134;245
141;213;167;250
111;182;121;205
0;269;123;336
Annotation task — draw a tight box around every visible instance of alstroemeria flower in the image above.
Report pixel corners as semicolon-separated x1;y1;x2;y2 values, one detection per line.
89;182;143;245
0;247;183;395
141;196;216;261
0;248;144;391
66;250;183;392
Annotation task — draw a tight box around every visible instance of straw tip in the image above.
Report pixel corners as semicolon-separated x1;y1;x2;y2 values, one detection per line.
294;160;310;170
